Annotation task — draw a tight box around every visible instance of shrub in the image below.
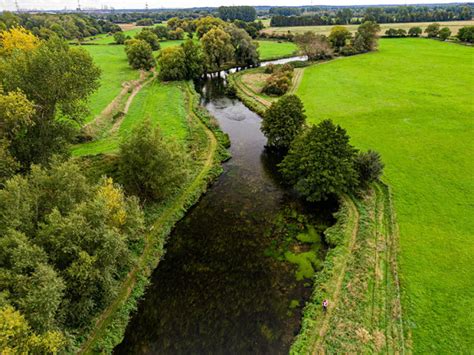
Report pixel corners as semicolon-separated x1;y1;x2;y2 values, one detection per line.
458;26;474;43
118;120;189;202
158;46;186;81
261;95;306;150
439;27;452;41
262;64;294;96
135;28;160;51
355;150;384;187
278;119;358;202
425;23;440;38
295;31;334;60
408;26;422;37
113;31;126;44
124;39;155;71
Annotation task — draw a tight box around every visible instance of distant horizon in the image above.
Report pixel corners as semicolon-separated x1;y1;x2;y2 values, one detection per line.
1;0;472;12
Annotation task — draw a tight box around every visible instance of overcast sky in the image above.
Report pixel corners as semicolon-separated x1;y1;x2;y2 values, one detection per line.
0;0;467;11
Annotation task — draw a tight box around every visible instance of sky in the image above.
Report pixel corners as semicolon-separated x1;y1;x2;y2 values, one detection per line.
0;0;467;11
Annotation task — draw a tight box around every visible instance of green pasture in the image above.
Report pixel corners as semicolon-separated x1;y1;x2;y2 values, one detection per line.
297;38;473;353
83;45;139;123
257;40;298;60
73;80;187;156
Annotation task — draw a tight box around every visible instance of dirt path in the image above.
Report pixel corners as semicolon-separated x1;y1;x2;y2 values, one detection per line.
311;195;360;354
289;68;304;95
79;83;218;354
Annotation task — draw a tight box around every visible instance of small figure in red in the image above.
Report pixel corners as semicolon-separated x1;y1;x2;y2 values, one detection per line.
322;299;328;313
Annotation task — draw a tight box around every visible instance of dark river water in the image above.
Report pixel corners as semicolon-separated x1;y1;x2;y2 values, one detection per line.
115;59;335;355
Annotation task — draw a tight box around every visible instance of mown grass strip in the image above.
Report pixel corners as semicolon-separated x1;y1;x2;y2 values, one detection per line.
290;184;406;354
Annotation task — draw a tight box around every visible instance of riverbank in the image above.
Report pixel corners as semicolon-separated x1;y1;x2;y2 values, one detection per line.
78;82;229;353
291;184;406;353
229;62;406;353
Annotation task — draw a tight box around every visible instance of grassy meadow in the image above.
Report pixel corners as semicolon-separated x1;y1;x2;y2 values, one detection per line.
257;40;298;60
297;38;473;353
83;45;139;123
74;80;187;156
262;20;474;36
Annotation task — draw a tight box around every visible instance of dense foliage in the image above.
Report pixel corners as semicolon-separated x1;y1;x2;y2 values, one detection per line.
0;29;100;168
329;26;352;50
262;64;294;96
119;120;189;202
295;32;334;60
270;4;472;27
135;28;160;51
458;26;474;43
0;159;145;351
217;6;257;22
354;150;385;187
261;95;306;150
0;11;120;40
279;120;359;202
124;39;155;70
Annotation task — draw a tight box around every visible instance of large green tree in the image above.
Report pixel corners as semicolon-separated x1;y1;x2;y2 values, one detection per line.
228;26;259;67
124;39;155;70
201;27;235;71
0;35;100;167
119;120;189;202
328;26;352;50
279;119;358;202
261;95;306;150
135;28;160;51
158;46;186;81
353;21;380;53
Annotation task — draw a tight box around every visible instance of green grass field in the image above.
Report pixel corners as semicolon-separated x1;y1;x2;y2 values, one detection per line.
257;40;298;60
262;20;474;36
297;38;473;353
73;80;187;156
83;45;139;123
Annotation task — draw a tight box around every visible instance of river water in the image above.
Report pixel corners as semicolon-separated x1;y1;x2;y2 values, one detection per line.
115;57;334;355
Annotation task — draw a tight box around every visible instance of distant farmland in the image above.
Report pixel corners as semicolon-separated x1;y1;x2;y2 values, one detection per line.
262;20;474;36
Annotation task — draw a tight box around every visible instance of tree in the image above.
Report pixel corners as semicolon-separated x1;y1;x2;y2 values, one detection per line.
425;23;440;38
355;150;384;187
458;26;474;43
353;21;380;53
0;35;100;167
152;25;169;40
228;26;259;67
124;39;155;71
385;28;398;37
408;26;422;37
261;95;306;150
279;119;358;202
182;39;204;80
113;31;126;44
158;46;186;81
201;27;235;71
218;6;257;22
195;16;226;38
439;27;451;41
168;28;185;40
328;26;352;50
119;120;189;202
135;28;160;50
295;32;333;60
0;27;39;55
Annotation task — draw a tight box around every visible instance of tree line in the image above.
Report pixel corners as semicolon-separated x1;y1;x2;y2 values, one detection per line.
0;26;190;352
122;17;260;78
270;4;473;27
218;6;257;22
0;11;120;40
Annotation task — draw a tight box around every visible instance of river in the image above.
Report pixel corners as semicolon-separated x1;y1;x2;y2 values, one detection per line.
114;57;335;355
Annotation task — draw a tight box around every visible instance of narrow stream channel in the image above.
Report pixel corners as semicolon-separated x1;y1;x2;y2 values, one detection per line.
115;57;334;355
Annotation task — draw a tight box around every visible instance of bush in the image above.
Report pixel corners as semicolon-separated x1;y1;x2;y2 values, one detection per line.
118;120;189;202
113;31;126;44
262;64;294;96
439;27;452;41
261;95;306;150
355;150;384;187
295;31;334;60
135;28;160;51
458;26;474;43
425;23;440;38
158;46;186;81
408;26;422;37
124;39;155;71
279;119;358;202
